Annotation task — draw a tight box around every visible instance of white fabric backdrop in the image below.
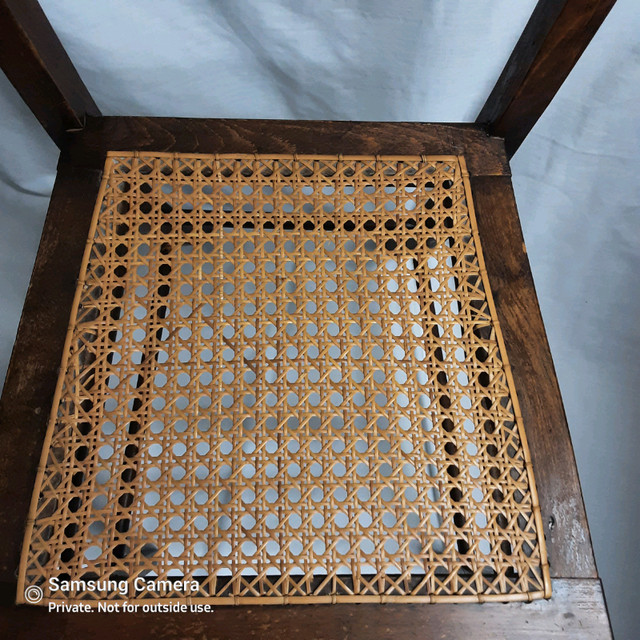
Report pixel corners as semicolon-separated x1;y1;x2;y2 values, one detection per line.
0;1;637;636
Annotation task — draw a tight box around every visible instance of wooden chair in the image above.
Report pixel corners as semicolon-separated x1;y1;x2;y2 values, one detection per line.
0;1;615;637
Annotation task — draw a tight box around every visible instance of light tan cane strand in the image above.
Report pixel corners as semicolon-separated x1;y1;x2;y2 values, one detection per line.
18;153;550;605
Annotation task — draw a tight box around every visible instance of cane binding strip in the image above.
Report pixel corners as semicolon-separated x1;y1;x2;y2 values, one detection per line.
18;153;550;604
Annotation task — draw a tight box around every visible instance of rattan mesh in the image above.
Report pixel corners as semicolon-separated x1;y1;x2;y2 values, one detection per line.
18;153;550;605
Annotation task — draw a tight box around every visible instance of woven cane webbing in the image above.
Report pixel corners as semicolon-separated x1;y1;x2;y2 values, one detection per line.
19;153;550;605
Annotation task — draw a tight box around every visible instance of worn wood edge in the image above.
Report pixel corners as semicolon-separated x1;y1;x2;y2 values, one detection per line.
62;117;510;177
0;579;611;639
468;174;596;579
0;0;100;148
0;160;103;583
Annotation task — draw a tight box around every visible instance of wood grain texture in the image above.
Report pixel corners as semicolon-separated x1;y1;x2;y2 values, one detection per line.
63;117;510;177
0;0;100;148
469;175;596;579
0;162;103;583
477;0;568;126
0;579;611;639
480;0;617;157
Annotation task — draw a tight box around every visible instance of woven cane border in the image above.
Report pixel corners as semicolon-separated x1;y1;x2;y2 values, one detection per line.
18;153;550;605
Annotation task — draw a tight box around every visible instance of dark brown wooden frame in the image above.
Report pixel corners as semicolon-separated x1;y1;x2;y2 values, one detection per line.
0;1;617;638
477;0;617;157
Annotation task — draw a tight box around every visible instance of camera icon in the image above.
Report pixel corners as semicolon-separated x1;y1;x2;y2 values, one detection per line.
24;585;44;604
